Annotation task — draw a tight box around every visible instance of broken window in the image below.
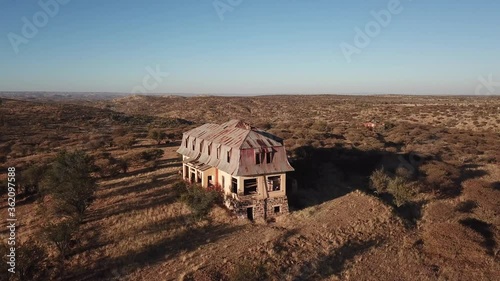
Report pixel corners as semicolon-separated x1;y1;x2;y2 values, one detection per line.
197;171;202;183
231;177;238;193
273;206;281;213
266;151;273;163
243;178;258;195
267;176;281;191
255;152;262;164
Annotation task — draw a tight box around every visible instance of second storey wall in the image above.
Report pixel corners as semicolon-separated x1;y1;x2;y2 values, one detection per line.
218;171;286;200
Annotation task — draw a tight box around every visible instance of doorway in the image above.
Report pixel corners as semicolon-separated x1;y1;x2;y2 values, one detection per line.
246;207;254;221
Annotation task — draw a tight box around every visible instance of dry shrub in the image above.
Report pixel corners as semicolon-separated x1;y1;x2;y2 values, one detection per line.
95;157;123;177
369;168;390;194
114;134;136;150
369;168;417;207
387;176;415;207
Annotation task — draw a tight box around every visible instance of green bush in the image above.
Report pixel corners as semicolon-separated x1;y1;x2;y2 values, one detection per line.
370;169;415;207
387;176;415;207
180;184;221;220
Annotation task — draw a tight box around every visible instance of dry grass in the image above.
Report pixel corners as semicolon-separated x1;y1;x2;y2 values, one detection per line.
1;94;499;280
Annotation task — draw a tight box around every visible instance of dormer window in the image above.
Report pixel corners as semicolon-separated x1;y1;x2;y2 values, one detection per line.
185;137;189;148
227;150;231;163
208;143;212;156
255;152;262;164
266;151;274;163
199;140;203;152
192;139;196;151
217;145;221;159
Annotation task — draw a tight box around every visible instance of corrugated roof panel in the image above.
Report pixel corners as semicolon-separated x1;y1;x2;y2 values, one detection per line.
178;120;294;176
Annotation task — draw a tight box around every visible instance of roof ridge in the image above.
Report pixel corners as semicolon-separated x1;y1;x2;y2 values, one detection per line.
237;128;252;149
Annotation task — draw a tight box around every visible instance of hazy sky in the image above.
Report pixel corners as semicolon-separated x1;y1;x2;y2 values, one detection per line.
1;0;499;95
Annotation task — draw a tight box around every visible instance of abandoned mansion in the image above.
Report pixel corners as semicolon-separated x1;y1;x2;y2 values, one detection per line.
177;120;294;220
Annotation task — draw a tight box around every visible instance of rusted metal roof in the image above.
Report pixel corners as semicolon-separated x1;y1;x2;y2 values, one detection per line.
182;120;282;149
177;120;294;176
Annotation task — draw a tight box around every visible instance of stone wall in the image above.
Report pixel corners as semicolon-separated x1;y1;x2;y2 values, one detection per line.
265;196;289;219
226;194;289;220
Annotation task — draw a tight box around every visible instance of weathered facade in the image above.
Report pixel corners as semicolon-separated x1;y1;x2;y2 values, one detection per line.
177;120;294;220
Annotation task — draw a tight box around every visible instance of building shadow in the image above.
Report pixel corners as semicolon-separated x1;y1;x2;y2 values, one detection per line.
286;145;445;228
287;145;406;210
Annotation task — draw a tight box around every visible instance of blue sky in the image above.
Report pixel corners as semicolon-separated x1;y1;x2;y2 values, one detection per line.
0;0;499;95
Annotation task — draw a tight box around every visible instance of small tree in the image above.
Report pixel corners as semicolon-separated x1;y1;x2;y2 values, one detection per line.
148;129;167;145
42;150;97;219
43;220;78;259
